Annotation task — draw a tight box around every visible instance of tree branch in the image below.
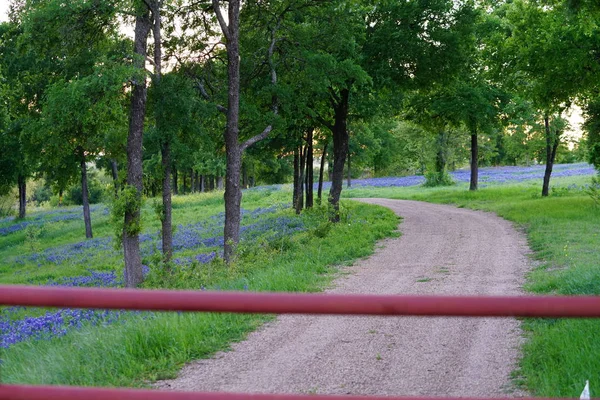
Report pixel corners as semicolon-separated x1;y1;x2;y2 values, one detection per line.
212;0;230;42
241;125;273;152
195;80;227;114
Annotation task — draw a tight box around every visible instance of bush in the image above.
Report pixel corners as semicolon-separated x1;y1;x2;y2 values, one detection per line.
423;170;454;187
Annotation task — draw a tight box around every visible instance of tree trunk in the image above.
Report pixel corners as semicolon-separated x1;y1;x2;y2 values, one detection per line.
318;140;328;204
220;0;242;263
182;172;188;193
17;174;26;219
58;188;63;207
110;159;119;197
296;145;305;214
346;138;351;188
217;176;224;190
328;88;350;222
241;163;247;189
542;115;560;197
172;166;178;195
190;169;196;193
293;148;299;208
195;171;200;192
200;174;205;192
152;0;172;263
469;130;478;191
160;141;173;262
305;128;314;209
123;7;152;288
79;149;93;239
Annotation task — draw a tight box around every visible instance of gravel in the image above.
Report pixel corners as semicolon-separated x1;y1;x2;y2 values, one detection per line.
158;199;531;397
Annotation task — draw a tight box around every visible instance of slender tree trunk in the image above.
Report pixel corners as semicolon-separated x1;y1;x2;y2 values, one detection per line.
172;166;178;195
293;148;299;208
305;128;314;209
242;163;248;189
161;141;173;262
123;7;152;288
219;0;243;262
542;115;561;197
79;149;93;239
110;159;119;197
200;175;205;192
328;88;350;222
194;171;200;191
190;169;196;193
217;176;223;190
152;0;172;263
58;188;63;207
346;138;351;188
17;174;26;219
296;145;305;214
469;130;478;191
318;140;328;204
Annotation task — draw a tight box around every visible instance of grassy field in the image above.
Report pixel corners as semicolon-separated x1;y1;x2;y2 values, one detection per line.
344;174;600;397
0;188;399;386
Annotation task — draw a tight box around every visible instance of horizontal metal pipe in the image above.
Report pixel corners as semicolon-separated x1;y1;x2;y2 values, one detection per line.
1;285;600;317
0;385;575;400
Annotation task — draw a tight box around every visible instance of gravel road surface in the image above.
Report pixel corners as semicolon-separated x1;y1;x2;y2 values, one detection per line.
159;199;531;397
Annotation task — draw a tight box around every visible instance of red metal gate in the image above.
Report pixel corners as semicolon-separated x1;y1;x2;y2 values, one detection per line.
1;285;597;400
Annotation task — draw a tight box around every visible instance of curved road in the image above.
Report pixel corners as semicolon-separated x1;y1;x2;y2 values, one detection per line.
159;199;531;397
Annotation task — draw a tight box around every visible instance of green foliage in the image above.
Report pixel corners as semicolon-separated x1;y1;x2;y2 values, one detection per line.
24;224;43;252
585;175;600;207
111;185;143;244
423;170;455;187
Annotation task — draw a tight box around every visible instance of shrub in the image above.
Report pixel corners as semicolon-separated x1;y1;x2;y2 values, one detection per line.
423;170;454;187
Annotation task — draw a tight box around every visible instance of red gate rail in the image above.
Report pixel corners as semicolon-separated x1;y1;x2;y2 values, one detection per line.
1;285;600;317
0;385;578;400
1;285;598;400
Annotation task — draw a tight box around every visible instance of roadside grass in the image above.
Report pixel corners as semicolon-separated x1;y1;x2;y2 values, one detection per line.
0;194;399;387
344;175;600;397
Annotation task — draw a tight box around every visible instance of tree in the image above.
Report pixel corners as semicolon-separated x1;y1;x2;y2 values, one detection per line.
123;1;153;287
211;0;279;262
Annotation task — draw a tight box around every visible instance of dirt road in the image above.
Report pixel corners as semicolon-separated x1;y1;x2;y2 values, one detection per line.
159;199;531;397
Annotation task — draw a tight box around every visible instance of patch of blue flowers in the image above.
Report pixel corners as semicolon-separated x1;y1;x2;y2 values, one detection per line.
0;266;151;351
316;163;596;189
0;205;109;236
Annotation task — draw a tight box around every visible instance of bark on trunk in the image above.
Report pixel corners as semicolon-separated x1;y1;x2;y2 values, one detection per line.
305;128;314;209
111;159;119;197
542;115;560;197
293;148;299;208
190;169;196;193
79;149;93;239
123;7;152;288
346;139;351;188
153;0;172;263
217;176;224;190
173;166;178;195
17;174;26;219
161;141;173;262
296;145;305;214
318;140;328;204
200;175;205;192
469;131;478;191
221;0;242;263
328;88;350;222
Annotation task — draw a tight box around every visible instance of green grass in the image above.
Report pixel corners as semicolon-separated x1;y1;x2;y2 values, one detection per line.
0;191;399;387
344;176;600;397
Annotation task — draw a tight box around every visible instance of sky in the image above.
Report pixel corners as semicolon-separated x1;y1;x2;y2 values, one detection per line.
0;3;9;22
